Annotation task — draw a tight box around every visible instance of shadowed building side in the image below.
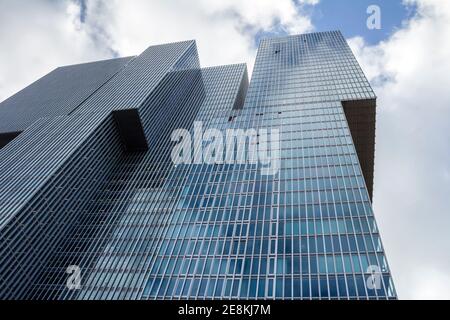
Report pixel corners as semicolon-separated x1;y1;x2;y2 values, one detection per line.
0;41;203;299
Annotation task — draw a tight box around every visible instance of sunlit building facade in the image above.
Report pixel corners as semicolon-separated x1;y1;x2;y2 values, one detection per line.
0;31;396;300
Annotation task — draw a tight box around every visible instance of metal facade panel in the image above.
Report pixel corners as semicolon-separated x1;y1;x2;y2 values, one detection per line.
0;41;201;299
0;56;134;134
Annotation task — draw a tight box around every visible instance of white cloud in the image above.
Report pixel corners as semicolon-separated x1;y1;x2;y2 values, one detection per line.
0;0;113;101
0;0;318;102
409;268;450;300
80;0;317;74
349;0;450;300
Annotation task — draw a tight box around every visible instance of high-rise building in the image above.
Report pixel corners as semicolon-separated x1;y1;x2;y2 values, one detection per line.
0;31;396;300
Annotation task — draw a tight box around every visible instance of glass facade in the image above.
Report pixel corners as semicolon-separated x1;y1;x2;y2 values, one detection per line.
0;31;396;300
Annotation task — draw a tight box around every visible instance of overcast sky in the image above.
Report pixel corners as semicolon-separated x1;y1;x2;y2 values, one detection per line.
1;0;449;300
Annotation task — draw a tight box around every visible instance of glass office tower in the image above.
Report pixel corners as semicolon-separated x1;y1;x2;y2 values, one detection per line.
0;31;396;300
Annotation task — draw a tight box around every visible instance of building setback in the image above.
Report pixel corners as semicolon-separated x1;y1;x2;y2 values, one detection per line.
0;31;396;300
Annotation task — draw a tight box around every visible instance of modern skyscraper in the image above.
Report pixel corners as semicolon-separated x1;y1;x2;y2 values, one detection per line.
0;31;396;300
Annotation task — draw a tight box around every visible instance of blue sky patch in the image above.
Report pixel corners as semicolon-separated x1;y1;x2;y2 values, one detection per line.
253;0;417;48
310;0;417;44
